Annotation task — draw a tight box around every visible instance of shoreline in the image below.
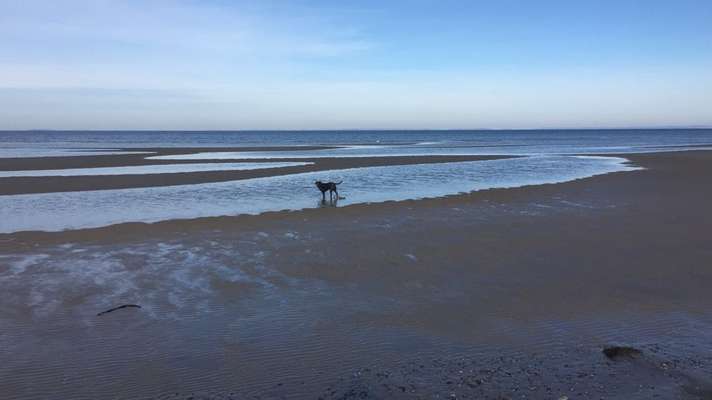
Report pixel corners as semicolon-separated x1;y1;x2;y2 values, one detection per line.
0;150;693;248
0;153;636;245
0;151;512;195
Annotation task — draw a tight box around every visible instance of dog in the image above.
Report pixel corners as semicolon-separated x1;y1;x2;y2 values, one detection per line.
315;180;342;201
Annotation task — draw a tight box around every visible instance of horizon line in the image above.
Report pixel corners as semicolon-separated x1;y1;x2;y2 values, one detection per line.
3;126;712;133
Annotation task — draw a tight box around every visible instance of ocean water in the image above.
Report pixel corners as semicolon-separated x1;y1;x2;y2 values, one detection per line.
0;129;710;233
2;129;712;156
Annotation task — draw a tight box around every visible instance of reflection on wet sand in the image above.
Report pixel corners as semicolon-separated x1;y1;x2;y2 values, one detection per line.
318;197;341;208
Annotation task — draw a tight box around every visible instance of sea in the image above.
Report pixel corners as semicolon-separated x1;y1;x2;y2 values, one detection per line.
2;129;712;156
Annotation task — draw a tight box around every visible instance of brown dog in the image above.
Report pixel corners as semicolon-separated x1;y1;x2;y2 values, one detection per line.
315;180;342;201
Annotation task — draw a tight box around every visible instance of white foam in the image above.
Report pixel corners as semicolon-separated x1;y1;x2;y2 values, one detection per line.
0;240;276;319
2;254;51;275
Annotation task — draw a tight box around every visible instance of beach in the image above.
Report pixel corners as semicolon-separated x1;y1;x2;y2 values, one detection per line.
2;148;712;399
5;0;712;396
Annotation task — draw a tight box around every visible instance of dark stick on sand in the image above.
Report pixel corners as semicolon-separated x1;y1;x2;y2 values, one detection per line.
96;304;142;316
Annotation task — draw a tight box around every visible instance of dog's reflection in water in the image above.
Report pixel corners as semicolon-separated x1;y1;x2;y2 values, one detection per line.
317;197;340;208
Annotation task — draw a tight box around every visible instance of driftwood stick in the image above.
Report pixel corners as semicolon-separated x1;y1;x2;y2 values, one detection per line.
96;304;141;316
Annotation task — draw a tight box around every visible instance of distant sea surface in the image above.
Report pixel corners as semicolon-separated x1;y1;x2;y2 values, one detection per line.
2;129;712;156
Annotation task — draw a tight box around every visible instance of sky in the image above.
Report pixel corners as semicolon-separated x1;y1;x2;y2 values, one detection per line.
1;0;711;130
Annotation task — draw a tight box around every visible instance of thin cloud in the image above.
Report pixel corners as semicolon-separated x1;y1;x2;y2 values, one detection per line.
0;0;374;59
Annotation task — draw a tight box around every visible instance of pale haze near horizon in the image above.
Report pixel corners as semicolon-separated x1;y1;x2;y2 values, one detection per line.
1;0;711;131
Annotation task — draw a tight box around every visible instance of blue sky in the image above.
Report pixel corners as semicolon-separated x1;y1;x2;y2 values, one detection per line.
1;0;711;130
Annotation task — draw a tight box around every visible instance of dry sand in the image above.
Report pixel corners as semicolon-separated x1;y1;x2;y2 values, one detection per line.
1;151;712;399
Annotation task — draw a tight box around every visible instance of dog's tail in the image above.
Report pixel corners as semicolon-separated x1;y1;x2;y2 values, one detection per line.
335;181;343;185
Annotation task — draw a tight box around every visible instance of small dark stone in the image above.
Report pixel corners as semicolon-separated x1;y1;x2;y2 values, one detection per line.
602;346;642;360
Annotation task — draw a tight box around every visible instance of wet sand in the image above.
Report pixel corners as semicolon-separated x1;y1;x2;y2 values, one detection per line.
1;151;712;399
0;145;508;195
